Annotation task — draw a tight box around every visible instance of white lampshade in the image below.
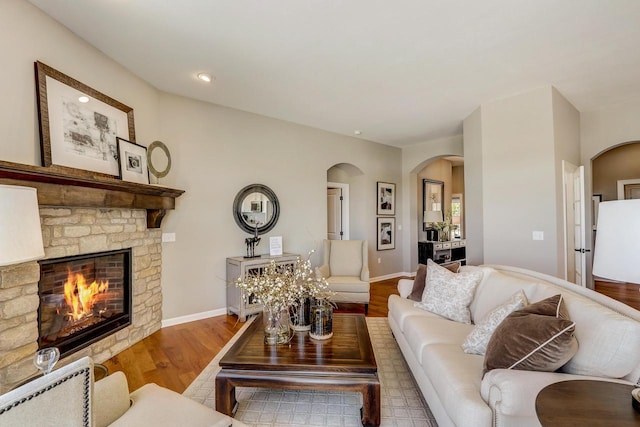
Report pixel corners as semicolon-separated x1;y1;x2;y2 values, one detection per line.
0;184;45;267
424;210;442;224
592;199;640;284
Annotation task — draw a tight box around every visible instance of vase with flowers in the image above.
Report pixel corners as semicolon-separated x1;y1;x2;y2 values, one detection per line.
236;252;334;344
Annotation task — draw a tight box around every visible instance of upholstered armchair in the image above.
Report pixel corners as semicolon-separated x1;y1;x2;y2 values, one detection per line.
316;239;370;314
0;356;246;427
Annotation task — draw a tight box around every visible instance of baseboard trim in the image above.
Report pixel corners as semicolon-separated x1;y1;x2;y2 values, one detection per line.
161;307;228;328
370;271;413;282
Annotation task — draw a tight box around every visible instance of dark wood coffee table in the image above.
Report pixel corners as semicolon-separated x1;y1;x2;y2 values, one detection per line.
215;313;380;426
536;380;640;426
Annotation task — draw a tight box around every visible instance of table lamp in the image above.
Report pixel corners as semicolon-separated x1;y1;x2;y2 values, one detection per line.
0;184;45;267
424;210;442;240
591;198;640;411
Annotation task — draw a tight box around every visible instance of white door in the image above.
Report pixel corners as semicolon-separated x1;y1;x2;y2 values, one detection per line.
572;165;587;286
563;162;587;286
327;187;343;240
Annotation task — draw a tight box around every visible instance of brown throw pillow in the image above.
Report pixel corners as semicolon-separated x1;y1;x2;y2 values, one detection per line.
483;294;578;375
409;262;461;302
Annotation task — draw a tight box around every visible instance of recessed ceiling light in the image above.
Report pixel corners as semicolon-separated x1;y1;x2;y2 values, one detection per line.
78;96;90;103
354;130;362;135
197;73;212;83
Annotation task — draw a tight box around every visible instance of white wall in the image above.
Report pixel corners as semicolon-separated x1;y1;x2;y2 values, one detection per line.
463;87;579;276
0;1;404;322
156;93;403;319
462;108;484;265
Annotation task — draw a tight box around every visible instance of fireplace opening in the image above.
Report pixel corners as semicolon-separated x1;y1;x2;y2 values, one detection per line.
37;248;132;358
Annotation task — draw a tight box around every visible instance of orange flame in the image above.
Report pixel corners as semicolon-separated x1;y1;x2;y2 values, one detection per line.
63;271;109;321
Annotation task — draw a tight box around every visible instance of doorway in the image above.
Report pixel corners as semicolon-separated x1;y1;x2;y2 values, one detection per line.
562;161;586;286
327;182;349;240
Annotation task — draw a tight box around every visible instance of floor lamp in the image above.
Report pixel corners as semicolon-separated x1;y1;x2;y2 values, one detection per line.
591;199;640;409
592;199;640;285
0;184;45;267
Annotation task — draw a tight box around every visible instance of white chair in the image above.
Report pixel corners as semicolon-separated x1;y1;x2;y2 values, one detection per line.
316;239;370;313
0;356;246;427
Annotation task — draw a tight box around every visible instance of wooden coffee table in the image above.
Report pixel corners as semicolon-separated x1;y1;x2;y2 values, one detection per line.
215;313;380;426
536;380;640;426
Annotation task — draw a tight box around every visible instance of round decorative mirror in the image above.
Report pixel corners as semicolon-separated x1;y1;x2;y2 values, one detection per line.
147;140;172;179
233;184;280;234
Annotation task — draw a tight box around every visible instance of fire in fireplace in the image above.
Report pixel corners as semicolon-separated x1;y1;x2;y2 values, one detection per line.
37;248;132;357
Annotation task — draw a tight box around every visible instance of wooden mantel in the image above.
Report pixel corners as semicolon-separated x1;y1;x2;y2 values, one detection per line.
0;160;184;228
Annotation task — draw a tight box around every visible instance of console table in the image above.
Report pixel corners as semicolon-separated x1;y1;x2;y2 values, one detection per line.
226;253;299;321
418;240;466;266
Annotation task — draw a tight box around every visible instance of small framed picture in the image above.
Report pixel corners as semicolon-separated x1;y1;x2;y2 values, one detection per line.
377;182;395;215
377;217;395;251
117;138;149;184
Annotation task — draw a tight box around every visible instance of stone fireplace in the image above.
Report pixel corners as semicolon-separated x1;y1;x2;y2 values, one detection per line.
0;207;162;392
38;248;132;358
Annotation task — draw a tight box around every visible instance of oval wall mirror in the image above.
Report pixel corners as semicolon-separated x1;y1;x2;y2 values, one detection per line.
147;140;172;179
233;184;280;234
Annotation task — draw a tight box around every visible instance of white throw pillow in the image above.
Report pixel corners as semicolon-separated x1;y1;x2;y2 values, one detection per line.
462;290;528;355
414;259;483;324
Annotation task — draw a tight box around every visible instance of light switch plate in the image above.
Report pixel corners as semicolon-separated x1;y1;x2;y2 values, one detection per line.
532;231;544;241
162;232;176;242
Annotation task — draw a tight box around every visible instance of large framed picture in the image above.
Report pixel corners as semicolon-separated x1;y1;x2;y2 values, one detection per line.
377;181;396;215
35;61;136;177
117;138;149;184
377;217;395;251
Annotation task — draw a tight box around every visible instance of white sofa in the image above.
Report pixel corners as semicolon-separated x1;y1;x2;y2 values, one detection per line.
388;264;640;427
0;356;247;427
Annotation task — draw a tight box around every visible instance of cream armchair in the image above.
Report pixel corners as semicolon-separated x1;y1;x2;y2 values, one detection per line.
0;356;246;427
316;239;370;313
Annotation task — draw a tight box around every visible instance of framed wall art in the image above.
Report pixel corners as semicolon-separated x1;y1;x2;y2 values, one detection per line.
377;217;395;251
377;181;395;215
117;138;149;184
35;61;136;177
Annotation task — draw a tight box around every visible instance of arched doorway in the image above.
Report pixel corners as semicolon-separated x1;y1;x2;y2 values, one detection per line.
326;163;364;241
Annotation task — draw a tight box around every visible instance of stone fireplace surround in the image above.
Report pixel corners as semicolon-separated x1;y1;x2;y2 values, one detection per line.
0;207;162;392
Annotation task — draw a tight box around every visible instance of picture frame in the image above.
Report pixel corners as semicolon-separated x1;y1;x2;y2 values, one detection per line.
377;217;395;251
377;182;396;215
35;61;136;177
592;194;602;231
117;138;149;184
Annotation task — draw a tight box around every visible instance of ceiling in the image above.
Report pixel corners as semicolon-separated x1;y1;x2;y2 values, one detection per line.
28;0;640;147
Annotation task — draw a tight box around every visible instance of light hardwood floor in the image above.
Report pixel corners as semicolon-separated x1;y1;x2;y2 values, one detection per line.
103;275;639;393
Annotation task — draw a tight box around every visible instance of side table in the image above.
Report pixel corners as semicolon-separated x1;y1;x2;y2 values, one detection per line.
536;380;640;426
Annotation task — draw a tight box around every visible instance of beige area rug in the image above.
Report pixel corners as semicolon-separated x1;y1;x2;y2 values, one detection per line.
184;317;438;427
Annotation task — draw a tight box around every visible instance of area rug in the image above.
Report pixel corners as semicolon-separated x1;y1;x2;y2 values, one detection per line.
184;317;438;427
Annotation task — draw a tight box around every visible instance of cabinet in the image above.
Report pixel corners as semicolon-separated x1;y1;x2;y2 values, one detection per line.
226;254;299;321
418;240;466;266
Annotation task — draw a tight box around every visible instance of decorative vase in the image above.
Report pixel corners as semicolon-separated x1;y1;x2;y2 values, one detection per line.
263;307;291;345
289;297;311;331
309;300;333;340
438;228;450;242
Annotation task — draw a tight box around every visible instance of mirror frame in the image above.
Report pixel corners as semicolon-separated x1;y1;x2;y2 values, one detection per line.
233;184;280;235
423;179;444;231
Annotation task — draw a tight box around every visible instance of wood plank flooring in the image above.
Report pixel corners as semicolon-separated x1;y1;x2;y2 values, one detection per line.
103;275;639;394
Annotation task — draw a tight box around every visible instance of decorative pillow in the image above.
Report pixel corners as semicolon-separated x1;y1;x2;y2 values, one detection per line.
462;290;528;355
414;259;483;323
408;261;461;302
483;294;579;375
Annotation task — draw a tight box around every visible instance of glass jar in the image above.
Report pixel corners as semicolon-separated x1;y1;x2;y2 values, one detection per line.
289;297;311;331
263;306;291;345
309;300;333;340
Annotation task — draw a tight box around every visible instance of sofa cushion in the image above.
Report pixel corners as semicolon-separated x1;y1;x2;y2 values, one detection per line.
421;344;493;427
388;294;440;332
403;315;474;365
467;267;541;323
415;259;483;324
483;295;578;375
559;291;640;379
462;290;528;355
409;262;460;301
325;276;370;293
